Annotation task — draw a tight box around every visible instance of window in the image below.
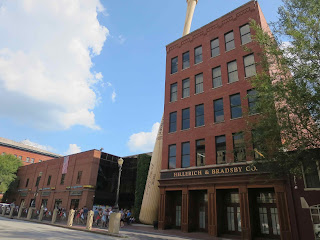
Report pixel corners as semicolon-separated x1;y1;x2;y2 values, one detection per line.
171;56;178;74
216;135;226;164
31;158;35;163
303;161;320;188
225;31;235;51
76;171;82;184
170;83;177;102
233;133;246;162
181;142;190;168
169;112;177;133
39;160;42;163
196;139;205;166
60;174;66;185
168;145;176;169
14;154;17;157
194;46;202;64
244;54;256;77
182;78;190;98
35;176;41;187
214;98;224;122
212;66;222;88
240;24;251;45
26;157;30;162
195;104;204;127
19;156;22;160
211;38;220;57
25;178;29;187
230;93;242;119
248;89;258;114
182;51;190;69
182;108;190;130
195;73;203;94
47;175;52;186
227;60;238;83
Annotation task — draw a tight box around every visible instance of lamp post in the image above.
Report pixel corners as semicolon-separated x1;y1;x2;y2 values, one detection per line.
32;172;42;208
113;158;124;212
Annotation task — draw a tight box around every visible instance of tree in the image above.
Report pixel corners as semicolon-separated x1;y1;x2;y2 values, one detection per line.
0;154;22;195
247;0;320;176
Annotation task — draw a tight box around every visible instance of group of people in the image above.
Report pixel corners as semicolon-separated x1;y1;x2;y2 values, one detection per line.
73;207;135;228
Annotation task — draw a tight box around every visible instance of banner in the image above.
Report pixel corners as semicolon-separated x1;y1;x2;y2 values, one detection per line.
62;156;69;174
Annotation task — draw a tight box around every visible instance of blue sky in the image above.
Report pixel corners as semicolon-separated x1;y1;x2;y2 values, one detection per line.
0;0;282;156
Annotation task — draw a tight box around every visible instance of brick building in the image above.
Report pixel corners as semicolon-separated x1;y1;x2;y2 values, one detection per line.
11;150;139;211
0;137;61;165
158;1;299;239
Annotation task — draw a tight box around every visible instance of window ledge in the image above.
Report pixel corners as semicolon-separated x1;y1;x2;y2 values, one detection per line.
227;80;239;85
249;112;260;117
304;188;320;191
194;61;203;66
195;125;205;129
168;131;177;135
194;91;204;95
213;121;225;125
181;96;190;100
225;47;236;53
170;72;178;76
230;117;243;121
245;75;256;79
210;54;220;59
241;41;252;46
182;66;190;71
212;85;223;90
181;128;190;132
169;100;177;104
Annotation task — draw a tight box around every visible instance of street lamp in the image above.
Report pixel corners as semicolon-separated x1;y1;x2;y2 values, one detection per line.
32;172;42;208
113;158;124;212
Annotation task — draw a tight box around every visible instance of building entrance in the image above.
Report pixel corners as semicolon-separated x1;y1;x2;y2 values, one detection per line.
249;189;280;239
188;190;208;232
217;189;241;237
165;191;182;229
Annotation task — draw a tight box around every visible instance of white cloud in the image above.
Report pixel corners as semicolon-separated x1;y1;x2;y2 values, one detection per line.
0;0;109;130
65;143;82;155
118;35;126;44
127;122;160;152
111;90;116;103
21;139;54;152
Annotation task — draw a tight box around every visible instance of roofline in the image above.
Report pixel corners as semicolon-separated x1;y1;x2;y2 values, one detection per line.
166;0;257;48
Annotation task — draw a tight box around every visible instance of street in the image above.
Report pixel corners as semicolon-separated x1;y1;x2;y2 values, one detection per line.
0;217;195;240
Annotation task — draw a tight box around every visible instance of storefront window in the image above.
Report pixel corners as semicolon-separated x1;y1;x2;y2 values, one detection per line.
310;205;320;239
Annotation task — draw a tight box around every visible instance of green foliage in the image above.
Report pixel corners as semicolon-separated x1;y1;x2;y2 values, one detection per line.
0;154;22;194
247;0;320;176
133;154;151;220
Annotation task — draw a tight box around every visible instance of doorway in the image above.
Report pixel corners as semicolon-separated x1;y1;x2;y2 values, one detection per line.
217;189;241;237
249;189;280;239
165;191;182;229
188;190;208;232
70;199;80;210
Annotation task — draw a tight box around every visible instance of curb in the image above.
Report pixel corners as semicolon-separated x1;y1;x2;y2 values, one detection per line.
0;215;128;238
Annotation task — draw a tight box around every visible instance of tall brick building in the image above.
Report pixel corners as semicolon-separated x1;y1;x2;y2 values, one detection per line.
158;1;297;239
0;137;61;165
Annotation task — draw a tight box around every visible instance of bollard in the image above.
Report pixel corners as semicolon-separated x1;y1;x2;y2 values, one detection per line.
27;207;34;220
17;203;24;219
38;207;44;221
9;207;14;218
86;210;94;230
51;209;58;224
1;206;7;216
108;212;121;234
67;209;75;227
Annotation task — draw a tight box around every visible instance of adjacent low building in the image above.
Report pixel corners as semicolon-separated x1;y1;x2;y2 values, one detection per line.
0;137;61;165
10;150;141;211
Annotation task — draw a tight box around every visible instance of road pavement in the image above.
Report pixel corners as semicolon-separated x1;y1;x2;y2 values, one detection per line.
0;216;192;240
